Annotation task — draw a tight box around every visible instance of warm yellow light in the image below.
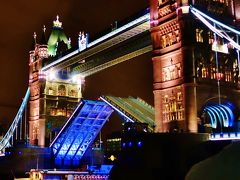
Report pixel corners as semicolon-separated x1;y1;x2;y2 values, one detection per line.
109;155;116;161
212;43;229;54
48;71;56;81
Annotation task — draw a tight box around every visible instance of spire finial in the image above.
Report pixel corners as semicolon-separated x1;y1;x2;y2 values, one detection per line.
33;32;37;44
43;25;46;32
53;15;62;28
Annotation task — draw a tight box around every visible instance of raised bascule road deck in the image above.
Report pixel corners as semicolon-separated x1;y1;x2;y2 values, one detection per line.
1;5;240;163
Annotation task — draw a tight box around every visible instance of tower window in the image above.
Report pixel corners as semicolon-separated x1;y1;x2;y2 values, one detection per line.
196;28;204;43
58;84;66;96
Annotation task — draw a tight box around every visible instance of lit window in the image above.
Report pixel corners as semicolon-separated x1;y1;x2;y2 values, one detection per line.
69;89;76;97
202;67;208;78
172;31;177;44
48;87;54;95
170;68;176;80
177;64;181;78
225;71;232;82
177;92;182;101
211;67;216;79
196;28;204;43
208;31;214;44
161;35;166;48
58;85;66;96
164;95;169;103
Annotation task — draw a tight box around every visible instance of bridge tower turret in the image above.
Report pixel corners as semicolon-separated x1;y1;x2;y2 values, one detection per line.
28;28;48;147
150;0;240;133
150;0;197;133
28;17;82;147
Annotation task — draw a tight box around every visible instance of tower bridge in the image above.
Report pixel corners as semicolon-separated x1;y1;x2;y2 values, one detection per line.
0;0;240;173
41;11;151;77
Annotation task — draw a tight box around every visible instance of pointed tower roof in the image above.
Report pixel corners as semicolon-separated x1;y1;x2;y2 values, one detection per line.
40;25;47;45
30;32;37;50
47;15;71;56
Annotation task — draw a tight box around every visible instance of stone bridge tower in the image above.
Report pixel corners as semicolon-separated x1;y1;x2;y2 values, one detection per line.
150;0;197;133
150;0;240;133
28;17;82;147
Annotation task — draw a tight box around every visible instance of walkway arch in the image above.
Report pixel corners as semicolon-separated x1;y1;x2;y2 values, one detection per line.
203;102;235;129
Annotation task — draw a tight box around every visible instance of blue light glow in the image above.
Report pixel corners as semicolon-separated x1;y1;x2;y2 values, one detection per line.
204;102;235;129
219;104;234;127
208;106;223;127
128;142;132;147
137;141;142;147
204;107;217;128
216;105;229;126
210;132;240;141
50;99;113;166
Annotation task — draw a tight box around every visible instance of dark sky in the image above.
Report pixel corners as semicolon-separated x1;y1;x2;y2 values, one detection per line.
0;1;153;131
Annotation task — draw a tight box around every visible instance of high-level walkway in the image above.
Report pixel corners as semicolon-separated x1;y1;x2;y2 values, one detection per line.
41;10;151;77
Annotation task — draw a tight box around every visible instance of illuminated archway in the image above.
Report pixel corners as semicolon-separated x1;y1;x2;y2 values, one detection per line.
203;102;235;129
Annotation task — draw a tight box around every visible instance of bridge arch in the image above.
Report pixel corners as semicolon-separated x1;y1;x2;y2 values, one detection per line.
201;101;236;132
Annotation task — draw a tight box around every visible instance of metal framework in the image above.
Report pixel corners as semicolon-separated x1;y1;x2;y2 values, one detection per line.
41;12;150;75
0;87;30;152
50;99;113;166
100;96;155;131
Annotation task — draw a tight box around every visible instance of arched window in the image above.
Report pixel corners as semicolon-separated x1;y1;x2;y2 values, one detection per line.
69;89;76;97
48;87;54;95
58;84;66;96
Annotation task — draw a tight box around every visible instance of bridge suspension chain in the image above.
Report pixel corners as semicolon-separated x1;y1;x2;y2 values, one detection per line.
190;6;240;101
190;6;240;50
0;88;30;153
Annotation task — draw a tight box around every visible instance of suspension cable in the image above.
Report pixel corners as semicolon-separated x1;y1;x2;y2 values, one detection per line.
213;23;221;104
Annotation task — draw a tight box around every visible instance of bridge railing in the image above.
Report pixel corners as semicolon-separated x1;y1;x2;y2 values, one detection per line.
0;87;30;153
100;96;155;131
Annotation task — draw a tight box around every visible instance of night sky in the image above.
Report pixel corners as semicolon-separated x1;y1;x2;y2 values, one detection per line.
0;1;153;132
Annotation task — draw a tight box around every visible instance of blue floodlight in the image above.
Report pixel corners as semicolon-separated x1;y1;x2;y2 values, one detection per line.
128;141;133;147
204;102;235;129
204;107;217;128
137;141;142;147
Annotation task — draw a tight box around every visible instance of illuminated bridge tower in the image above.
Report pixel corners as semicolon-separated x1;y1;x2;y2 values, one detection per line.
29;17;82;147
150;0;240;133
150;0;197;132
